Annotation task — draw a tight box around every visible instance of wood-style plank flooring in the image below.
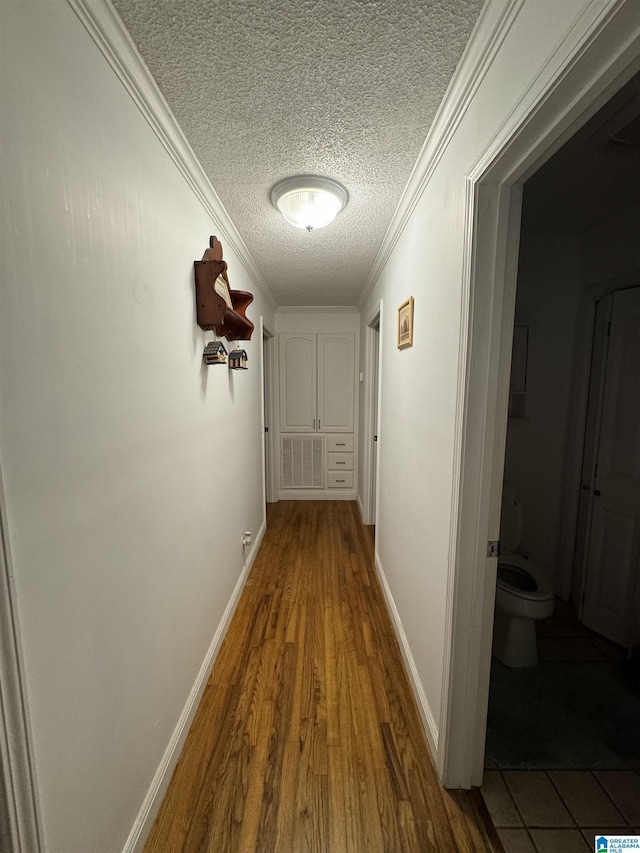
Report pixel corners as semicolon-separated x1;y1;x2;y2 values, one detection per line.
145;501;501;852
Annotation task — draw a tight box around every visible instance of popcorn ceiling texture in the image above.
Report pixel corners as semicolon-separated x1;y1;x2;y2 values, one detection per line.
112;0;484;305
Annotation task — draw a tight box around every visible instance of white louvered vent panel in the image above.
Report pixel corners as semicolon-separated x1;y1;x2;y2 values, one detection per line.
281;436;324;489
281;437;294;488
312;437;323;488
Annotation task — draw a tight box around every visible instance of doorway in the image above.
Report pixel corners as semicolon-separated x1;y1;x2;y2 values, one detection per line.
486;72;640;772
440;9;640;790
366;311;381;528
360;305;383;528
261;325;276;507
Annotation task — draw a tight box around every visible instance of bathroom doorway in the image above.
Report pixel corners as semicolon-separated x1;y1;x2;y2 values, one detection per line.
484;71;640;776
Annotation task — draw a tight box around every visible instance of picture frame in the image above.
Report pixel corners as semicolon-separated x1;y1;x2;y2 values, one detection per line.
397;297;414;349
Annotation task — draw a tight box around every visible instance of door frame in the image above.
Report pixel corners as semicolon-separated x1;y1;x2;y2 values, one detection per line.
0;465;43;852
260;320;278;505
439;0;640;788
360;303;382;526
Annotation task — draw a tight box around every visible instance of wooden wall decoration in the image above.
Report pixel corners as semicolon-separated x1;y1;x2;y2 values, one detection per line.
194;237;254;341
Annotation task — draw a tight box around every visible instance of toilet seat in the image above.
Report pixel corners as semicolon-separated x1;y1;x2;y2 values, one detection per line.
497;553;554;602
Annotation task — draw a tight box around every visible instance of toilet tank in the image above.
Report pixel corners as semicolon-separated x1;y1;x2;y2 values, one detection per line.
500;483;524;553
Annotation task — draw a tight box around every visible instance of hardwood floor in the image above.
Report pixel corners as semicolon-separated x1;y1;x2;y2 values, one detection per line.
145;501;501;853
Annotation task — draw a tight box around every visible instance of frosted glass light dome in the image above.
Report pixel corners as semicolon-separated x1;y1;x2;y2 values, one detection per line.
271;176;348;231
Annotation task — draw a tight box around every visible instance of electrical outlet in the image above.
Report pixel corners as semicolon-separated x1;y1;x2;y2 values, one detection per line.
241;531;252;547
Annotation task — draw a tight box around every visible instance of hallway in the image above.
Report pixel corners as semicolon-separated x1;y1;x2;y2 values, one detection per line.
144;501;501;852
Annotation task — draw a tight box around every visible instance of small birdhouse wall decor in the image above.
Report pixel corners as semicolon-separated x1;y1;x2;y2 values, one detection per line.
228;348;248;370
203;340;227;365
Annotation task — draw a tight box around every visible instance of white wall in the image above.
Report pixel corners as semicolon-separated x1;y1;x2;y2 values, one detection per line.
357;0;603;752
275;308;360;336
0;3;274;852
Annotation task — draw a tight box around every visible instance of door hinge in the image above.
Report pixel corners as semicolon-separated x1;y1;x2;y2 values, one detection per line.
487;540;499;558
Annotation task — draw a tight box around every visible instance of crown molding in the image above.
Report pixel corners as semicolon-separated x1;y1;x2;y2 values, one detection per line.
467;0;640;187
66;0;278;313
357;0;525;310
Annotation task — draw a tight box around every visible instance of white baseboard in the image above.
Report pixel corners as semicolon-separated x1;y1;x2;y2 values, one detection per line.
373;550;439;759
277;490;357;501
123;520;266;853
356;493;366;524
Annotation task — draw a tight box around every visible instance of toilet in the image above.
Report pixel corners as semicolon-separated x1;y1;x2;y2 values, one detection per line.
492;484;555;667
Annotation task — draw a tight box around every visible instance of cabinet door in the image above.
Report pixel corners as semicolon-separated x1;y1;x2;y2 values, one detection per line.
317;334;354;433
279;334;317;432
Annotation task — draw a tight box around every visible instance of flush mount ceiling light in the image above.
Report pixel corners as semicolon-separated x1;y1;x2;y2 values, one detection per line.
270;176;348;232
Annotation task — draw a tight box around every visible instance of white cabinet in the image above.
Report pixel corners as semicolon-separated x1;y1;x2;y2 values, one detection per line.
279;333;354;433
279;332;356;495
278;334;316;432
317;334;354;433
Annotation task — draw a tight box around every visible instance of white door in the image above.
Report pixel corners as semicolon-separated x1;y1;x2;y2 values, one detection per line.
582;286;640;647
279;334;317;432
572;294;613;607
262;332;272;503
317;333;354;433
371;322;380;523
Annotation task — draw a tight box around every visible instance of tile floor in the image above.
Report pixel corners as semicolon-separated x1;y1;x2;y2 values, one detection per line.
484;768;640;852
535;599;628;666
482;599;640;852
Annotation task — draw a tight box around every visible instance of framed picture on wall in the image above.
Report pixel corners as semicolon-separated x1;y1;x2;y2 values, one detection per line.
397;297;414;349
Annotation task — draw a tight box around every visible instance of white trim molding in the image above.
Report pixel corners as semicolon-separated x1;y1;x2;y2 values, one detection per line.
123;520;266;853
66;0;278;314
0;467;44;853
439;183;522;789
278;491;357;501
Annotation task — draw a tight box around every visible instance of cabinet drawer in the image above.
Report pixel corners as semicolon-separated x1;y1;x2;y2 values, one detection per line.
327;471;354;489
327;452;353;471
327;434;354;452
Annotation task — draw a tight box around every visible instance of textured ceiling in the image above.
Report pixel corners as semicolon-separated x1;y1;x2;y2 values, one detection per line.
112;0;485;305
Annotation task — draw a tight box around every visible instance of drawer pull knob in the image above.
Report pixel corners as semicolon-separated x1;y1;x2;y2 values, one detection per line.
336;443;345;446
336;479;345;483
336;461;345;465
